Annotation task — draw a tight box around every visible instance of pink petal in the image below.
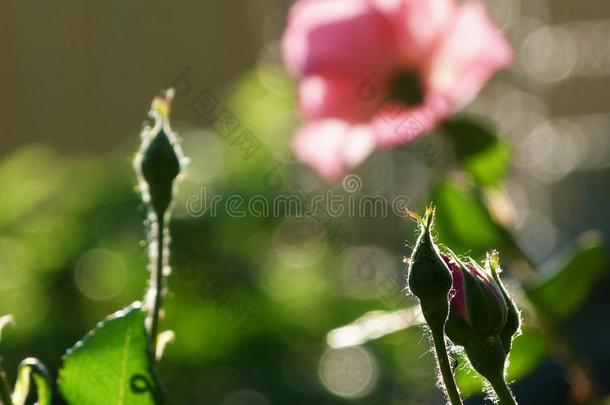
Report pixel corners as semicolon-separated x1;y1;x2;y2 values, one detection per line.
375;0;456;64
282;0;397;78
441;254;469;322
426;1;513;110
369;94;450;147
299;73;388;122
292;120;376;182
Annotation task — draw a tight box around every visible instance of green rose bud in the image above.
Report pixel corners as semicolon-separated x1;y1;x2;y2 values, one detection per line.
407;205;453;330
135;89;186;218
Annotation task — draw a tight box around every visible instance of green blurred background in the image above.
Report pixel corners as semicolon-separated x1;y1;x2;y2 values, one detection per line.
1;0;610;404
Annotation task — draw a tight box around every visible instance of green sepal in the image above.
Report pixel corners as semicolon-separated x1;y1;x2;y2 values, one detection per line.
462;334;508;386
488;252;521;353
462;259;507;337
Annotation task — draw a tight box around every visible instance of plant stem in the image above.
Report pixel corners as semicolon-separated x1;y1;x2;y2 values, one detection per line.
149;213;165;360
488;373;517;405
429;325;463;405
0;368;13;405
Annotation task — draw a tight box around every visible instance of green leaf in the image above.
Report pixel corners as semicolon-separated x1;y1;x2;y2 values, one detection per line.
504;328;548;383
12;358;52;405
455;327;549;396
59;303;161;405
526;233;608;321
442;118;510;186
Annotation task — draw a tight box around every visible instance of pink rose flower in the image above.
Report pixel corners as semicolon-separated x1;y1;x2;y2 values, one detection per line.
282;0;512;181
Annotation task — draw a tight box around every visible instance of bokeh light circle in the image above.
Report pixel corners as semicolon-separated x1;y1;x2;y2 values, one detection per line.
319;347;378;399
74;249;126;301
522;26;578;83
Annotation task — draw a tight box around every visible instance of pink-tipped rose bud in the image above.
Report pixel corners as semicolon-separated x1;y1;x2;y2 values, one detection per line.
443;253;508;346
443;252;521;385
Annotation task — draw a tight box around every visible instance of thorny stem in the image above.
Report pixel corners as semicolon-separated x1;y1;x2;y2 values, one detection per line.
149;213;165;360
475;185;600;403
429;323;463;405
0;368;13;405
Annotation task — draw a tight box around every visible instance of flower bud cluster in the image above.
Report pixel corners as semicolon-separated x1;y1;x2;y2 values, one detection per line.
407;205;521;387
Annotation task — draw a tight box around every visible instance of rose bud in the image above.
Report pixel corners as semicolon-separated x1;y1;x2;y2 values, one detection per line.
135;89;186;218
444;252;521;394
443;253;508;346
407;205;453;330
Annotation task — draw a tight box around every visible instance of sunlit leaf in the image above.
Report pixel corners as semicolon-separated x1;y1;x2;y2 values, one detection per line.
442;118;510;186
526;233;608;321
59;303;161;405
504;328;549;383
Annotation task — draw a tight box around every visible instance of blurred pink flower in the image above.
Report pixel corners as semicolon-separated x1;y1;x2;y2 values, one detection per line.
282;0;512;181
